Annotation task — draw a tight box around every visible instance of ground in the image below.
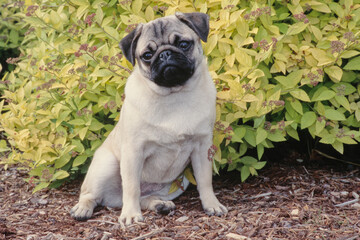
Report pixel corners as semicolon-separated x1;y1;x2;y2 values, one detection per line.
0;155;359;240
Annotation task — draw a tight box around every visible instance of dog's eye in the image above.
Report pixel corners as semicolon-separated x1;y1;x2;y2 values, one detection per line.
141;52;153;62
178;41;191;50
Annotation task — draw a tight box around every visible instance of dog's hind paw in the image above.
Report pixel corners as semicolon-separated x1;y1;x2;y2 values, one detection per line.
155;201;176;215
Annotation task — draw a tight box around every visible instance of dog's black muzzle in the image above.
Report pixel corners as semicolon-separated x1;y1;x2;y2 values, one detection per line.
151;49;194;88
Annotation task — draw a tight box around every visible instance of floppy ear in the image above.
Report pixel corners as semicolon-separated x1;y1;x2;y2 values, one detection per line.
119;24;143;66
175;12;210;42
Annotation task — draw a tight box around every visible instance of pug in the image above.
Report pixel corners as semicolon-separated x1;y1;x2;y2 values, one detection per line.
70;12;227;226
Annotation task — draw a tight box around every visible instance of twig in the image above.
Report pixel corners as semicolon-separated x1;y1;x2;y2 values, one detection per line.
131;227;165;240
334;199;359;207
314;150;360;167
112;62;132;73
247;192;272;200
87;219;120;225
255;213;264;226
302;166;309;175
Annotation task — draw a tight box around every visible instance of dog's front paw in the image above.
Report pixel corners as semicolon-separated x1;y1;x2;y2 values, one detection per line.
202;199;228;217
204;203;228;216
70;203;94;221
119;211;144;227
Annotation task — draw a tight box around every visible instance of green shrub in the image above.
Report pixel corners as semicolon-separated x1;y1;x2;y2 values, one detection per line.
1;0;360;191
0;0;24;49
0;0;26;76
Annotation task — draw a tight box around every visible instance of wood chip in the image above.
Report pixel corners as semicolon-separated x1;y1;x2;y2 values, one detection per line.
131;227;165;240
351;203;360;209
290;209;299;216
226;233;250;240
175;216;189;222
352;191;359;199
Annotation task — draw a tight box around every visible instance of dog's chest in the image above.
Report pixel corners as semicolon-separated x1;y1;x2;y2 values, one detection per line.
141;137;196;183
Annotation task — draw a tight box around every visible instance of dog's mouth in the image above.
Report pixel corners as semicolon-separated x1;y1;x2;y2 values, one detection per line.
150;51;194;88
158;65;194;87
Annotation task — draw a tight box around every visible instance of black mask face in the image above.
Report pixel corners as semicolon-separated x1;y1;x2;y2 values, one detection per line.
149;49;194;88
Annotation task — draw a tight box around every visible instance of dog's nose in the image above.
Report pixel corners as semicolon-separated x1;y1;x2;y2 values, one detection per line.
159;50;172;61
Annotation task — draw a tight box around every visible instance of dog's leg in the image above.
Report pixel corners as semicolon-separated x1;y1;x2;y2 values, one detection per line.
118;144;144;226
71;147;121;220
191;139;228;216
140;195;176;215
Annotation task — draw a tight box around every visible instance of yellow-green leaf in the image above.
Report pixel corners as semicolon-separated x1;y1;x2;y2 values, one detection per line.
235;48;252;67
290;99;303;115
311;3;331;13
267;131;286;142
275;70;303;89
286;126;300;140
315;120;326;134
257;144;264;159
344;56;360;70
132;0;142;14
55;154;71;168
184;168;196;185
103;26;120;41
329;2;344;18
253;161;266;170
290;89;310;102
335;96;351;112
241;166;250;182
242;94;258;102
33;182;50;193
145;6;154;21
95;6;103;25
301;111;316;129
312;89;336;101
324;109;346;121
341;50;360;59
324;66;343;82
337;136;357;144
68;118;85;125
309;48;334;66
72;155;88;167
204;34;217;55
79;127;88;140
287;22;308;35
256;128;268;145
320;135;335;144
89;119;104;131
310;25;322;41
51;170;70;181
71;0;89;6
332;141;344;154
232;127;246;143
225;54;235;68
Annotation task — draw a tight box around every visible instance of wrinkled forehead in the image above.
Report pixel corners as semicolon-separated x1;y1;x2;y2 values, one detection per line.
136;16;197;53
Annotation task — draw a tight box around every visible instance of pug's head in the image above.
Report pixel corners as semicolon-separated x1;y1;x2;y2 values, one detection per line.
119;12;209;88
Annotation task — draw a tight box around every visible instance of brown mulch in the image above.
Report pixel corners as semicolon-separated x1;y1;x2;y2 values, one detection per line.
0;158;359;240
